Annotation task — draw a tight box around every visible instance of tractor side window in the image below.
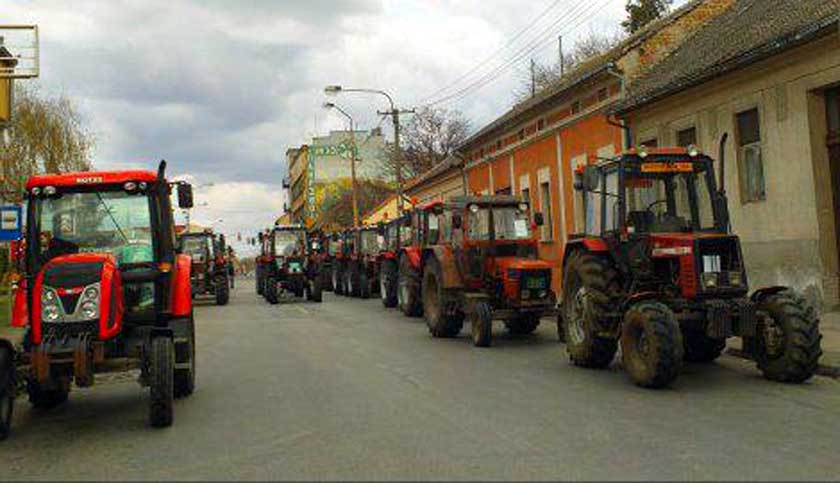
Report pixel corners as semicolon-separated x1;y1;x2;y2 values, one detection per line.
427;214;440;244
604;171;620;232
468;209;491;240
440;212;452;243
584;189;601;236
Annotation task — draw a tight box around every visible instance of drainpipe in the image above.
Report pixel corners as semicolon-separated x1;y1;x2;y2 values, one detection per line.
452;151;469;196
605;62;632;150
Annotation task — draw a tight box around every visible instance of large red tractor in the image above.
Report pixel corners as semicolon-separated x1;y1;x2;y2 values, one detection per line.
177;229;230;306
400;197;557;347
561;139;822;388
0;162;196;440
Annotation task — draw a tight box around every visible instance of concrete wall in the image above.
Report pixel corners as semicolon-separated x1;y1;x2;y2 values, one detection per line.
626;34;840;307
409;171;464;204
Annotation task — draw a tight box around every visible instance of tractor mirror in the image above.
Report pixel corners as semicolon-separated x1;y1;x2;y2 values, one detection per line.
582;166;601;191
452;213;463;229
178;183;194;209
534;212;545;226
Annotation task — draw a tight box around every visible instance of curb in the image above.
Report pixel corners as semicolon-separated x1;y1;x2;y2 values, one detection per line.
725;348;840;379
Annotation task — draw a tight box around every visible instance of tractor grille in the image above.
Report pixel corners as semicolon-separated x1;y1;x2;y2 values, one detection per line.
59;293;82;314
41;321;99;340
519;269;551;301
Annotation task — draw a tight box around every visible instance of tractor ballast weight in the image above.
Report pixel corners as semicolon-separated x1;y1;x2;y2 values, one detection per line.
560;140;822;388
0;162;197;440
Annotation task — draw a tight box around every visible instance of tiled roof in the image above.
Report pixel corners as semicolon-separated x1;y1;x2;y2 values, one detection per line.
615;0;840;114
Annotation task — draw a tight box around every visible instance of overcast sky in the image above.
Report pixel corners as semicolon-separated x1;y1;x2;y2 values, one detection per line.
5;0;680;256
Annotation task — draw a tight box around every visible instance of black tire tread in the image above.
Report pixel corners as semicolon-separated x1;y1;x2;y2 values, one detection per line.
621;302;683;389
149;337;174;428
755;291;822;383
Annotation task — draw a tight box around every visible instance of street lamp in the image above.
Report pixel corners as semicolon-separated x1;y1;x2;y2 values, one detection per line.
323;84;411;212
323;101;360;229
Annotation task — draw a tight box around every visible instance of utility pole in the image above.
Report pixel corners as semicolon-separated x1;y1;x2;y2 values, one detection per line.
559;35;565;77
530;59;536;97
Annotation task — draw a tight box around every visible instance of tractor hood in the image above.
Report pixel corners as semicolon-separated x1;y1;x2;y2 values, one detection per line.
494;257;552;272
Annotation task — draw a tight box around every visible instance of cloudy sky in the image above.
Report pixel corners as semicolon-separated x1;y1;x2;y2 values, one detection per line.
5;0;678;256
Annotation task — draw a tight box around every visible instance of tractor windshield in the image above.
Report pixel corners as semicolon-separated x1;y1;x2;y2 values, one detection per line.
623;161;717;233
274;230;306;257
33;190;154;265
467;205;532;241
360;230;379;255
181;236;212;262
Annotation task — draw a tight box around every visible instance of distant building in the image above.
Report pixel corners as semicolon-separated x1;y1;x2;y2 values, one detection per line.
287;146;308;225
309;128;390;183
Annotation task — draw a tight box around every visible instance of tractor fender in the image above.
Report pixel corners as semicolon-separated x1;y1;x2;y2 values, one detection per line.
750;286;789;304
171;254;193;317
621;291;662;311
423;247;462;290
562;237;609;267
11;278;28;328
401;247;422;271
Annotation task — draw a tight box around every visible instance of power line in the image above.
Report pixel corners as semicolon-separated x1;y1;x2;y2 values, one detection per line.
423;0;616;108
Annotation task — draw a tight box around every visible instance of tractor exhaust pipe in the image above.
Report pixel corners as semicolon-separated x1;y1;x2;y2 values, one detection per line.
718;133;728;194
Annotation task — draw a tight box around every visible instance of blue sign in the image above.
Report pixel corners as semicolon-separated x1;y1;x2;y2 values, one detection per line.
0;205;23;242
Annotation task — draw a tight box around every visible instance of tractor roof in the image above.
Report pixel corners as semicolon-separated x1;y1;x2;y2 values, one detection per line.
273;224;306;231
26;170;158;189
449;195;525;207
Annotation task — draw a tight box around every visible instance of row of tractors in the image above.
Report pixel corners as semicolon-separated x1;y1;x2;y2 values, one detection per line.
271;139;823;391
1;162;204;440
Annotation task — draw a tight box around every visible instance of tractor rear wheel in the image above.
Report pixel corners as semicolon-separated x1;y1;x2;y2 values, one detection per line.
311;277;323;303
562;251;620;368
27;381;68;409
422;258;463;338
471;301;493;347
398;255;423;317
380;260;398;308
332;264;344;295
753;291;822;383
359;269;371;299
265;277;279;305
683;330;725;363
256;272;264;295
620;302;683;389
174;313;196;399
149;336;174;428
0;347;14;441
505;313;541;335
215;278;230;306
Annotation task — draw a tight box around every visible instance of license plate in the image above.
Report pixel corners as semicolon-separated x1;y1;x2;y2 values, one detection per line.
526;278;546;289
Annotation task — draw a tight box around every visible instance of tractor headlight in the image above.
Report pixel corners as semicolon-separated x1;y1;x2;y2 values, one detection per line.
79;301;99;320
42;304;62;322
42;288;58;305
702;272;719;289
728;271;743;287
83;286;99;300
539;290;548;299
521;290;530;300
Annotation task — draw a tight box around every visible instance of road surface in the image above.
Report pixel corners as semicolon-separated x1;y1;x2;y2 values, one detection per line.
1;279;839;480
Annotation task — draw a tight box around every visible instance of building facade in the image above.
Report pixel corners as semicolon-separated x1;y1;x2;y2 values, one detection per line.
616;0;840;307
286;146;308;225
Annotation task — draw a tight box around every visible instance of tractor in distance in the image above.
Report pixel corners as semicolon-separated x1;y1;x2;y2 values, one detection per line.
330;231;348;296
0;162;196;440
340;226;381;299
177;228;230;306
307;229;333;293
401;197;557;347
561;139;822;388
378;213;412;308
255;228;272;297
260;224;323;304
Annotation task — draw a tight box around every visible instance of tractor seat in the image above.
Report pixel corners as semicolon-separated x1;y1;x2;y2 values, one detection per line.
627;211;654;231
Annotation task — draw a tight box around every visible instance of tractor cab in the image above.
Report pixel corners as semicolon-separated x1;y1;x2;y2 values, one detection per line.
260;225;322;304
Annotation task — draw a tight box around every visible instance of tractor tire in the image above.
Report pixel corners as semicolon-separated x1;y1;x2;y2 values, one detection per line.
398;255;423;317
149;336;174;428
265;277;279;305
359;269;371;299
256;273;264;296
753;291;822;383
333;264;344;295
505;313;541;335
471;301;493;348
26;381;68;410
215;279;230;306
556;314;566;343
683;330;725;363
0;347;14;441
311;277;323;303
380;260;398;308
321;268;333;293
422;258;463;338
620;302;684;389
561;251;620;368
174;314;196;399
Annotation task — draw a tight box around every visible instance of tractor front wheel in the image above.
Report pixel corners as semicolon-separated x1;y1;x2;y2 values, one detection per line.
359;269;371;299
332;264;344;295
380;260;398;308
0;347;15;441
562;251;620;368
174;314;196;399
471;301;493;347
265;277;279;305
683;330;725;363
149;337;174;428
215;277;230;306
753;291;822;383
505;313;541;335
398;256;422;317
620;302;684;389
310;277;323;303
422;258;463;338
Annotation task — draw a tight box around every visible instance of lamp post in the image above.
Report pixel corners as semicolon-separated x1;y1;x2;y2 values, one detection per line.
324;85;413;213
323;101;360;229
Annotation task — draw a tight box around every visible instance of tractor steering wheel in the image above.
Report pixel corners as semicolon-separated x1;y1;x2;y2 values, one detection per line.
646;199;669;212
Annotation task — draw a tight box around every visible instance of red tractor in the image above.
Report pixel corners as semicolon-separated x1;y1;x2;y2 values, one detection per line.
177;229;230;306
377;214;412;308
561;139;822;388
0;162;196;440
399;197;557;347
260;224;323;304
339;226;381;299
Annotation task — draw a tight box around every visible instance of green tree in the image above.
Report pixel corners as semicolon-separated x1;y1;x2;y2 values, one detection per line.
622;0;673;34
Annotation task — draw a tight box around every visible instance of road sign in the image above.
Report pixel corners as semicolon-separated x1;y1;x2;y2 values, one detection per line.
0;204;22;241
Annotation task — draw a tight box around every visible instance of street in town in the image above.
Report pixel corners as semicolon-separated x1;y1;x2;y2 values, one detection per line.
1;279;838;481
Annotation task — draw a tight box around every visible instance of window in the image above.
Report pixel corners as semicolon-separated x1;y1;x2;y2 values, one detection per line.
677;127;697;147
571;101;581;115
521;187;530;205
496;140;502;150
736;108;766;202
518;129;525;141
537;119;545;131
598;88;608;102
539;181;553;241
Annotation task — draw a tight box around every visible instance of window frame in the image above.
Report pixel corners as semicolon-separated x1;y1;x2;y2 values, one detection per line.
735;107;766;203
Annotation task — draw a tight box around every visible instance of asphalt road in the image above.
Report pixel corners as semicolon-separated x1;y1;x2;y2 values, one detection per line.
2;279;839;481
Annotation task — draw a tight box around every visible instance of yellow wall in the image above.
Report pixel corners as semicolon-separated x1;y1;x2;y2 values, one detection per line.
363;194;400;225
0;79;11;122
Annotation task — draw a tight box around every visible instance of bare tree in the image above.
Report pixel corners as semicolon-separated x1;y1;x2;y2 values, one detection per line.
514;31;624;102
382;107;470;180
1;85;94;201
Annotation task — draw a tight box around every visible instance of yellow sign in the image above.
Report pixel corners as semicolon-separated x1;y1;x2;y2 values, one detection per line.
640;162;694;173
0;78;10;122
